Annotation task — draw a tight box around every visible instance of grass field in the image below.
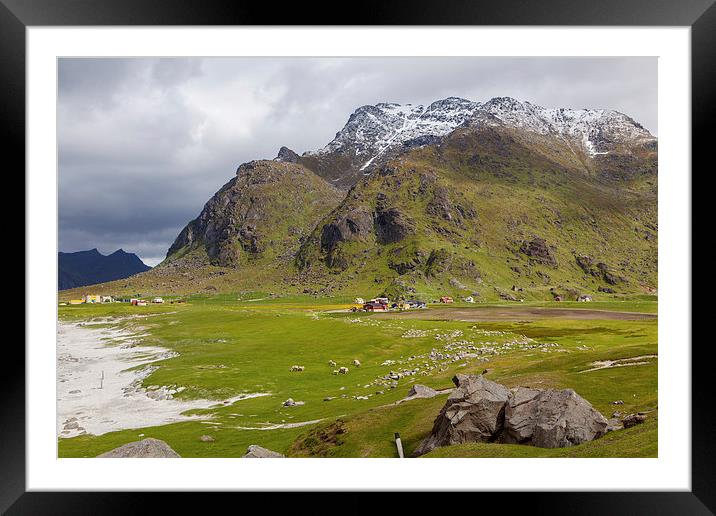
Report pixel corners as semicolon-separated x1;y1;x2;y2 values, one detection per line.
58;294;657;458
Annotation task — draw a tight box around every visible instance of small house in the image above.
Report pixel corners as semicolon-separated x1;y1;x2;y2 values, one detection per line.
364;302;387;312
83;294;101;304
152;297;164;304
137;300;148;307
69;299;83;305
374;297;389;305
440;296;454;304
354;297;365;305
100;295;114;303
130;298;139;306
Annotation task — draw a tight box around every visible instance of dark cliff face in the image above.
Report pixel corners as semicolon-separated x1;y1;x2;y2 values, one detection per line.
165;160;343;268
58;248;150;290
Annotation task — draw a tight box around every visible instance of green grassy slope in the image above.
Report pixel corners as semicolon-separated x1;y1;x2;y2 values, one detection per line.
58;297;657;458
295;126;657;302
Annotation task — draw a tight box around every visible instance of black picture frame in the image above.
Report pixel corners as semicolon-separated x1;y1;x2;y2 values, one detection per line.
5;0;708;512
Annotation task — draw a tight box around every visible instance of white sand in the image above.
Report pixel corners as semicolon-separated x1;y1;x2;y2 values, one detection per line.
57;321;269;438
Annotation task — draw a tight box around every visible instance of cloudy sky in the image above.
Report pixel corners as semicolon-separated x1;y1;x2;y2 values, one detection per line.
58;57;657;266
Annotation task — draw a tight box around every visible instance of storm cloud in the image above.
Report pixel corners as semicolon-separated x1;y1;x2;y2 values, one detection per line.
58;57;657;265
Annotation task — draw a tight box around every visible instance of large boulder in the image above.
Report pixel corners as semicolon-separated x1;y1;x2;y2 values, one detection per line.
242;445;285;458
97;438;180;458
413;374;510;456
503;387;609;448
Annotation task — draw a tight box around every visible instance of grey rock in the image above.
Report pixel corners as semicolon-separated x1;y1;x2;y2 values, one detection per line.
503;387;608;448
97;438;181;458
413;374;510;456
622;413;647;428
606;418;624;432
406;384;439;399
242;445;285;458
200;435;215;442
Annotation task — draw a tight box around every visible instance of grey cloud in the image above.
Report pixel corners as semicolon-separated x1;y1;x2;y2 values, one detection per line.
58;57;656;265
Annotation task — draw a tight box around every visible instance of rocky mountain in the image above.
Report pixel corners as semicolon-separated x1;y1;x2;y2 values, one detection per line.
295;96;656;189
85;95;656;301
165;160;343;268
58;248;151;290
295;119;657;299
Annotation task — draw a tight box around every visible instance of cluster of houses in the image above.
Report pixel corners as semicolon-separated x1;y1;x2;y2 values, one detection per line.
130;297;164;306
67;294;115;305
63;294;168;306
354;297;427;312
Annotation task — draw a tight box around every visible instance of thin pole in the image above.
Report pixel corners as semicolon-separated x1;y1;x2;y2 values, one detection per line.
395;432;404;458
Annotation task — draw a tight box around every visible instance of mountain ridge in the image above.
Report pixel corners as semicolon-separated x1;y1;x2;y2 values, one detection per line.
61;96;657;301
58;248;151;290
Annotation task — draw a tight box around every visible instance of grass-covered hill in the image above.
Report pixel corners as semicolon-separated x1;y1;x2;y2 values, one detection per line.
59;99;656;302
295;124;657;302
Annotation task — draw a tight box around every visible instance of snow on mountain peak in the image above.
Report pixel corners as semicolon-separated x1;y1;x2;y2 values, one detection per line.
312;96;654;168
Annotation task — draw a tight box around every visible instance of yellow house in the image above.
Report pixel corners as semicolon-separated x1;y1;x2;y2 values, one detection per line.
84;295;101;303
69;299;84;305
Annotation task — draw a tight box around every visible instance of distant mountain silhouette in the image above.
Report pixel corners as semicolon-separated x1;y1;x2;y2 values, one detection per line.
58;248;151;290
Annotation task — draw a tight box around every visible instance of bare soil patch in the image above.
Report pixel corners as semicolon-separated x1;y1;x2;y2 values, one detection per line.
374;307;657;322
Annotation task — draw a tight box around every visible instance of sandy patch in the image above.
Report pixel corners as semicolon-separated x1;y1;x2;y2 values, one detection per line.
233;418;329;431
57;321;269;438
579;355;658;373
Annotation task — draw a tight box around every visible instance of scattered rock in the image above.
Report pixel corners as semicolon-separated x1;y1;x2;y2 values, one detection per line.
242;445;285;458
606;418;624;432
406;384;439;399
622;413;647;428
200;435;215;442
97;438;181;458
339;367;349;374
612;400;624;405
353;359;361;367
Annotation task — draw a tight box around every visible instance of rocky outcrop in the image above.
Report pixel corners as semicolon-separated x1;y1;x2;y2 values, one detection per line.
319;209;374;254
242;445;285;458
575;255;624;286
503;387;608;448
413;374;511;456
97;438;181;458
520;237;557;267
375;207;414;244
165;160;342;268
414;375;609;455
275;146;300;163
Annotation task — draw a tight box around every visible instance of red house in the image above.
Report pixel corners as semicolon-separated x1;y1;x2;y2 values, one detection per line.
364;302;387;312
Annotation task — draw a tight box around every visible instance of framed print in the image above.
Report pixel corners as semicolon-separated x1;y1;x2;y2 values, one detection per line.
5;0;710;511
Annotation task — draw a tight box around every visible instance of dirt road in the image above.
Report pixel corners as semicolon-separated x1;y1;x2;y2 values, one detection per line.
373;306;656;322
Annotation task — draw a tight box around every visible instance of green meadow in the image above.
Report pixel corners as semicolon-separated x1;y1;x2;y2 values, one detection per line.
58;294;657;458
